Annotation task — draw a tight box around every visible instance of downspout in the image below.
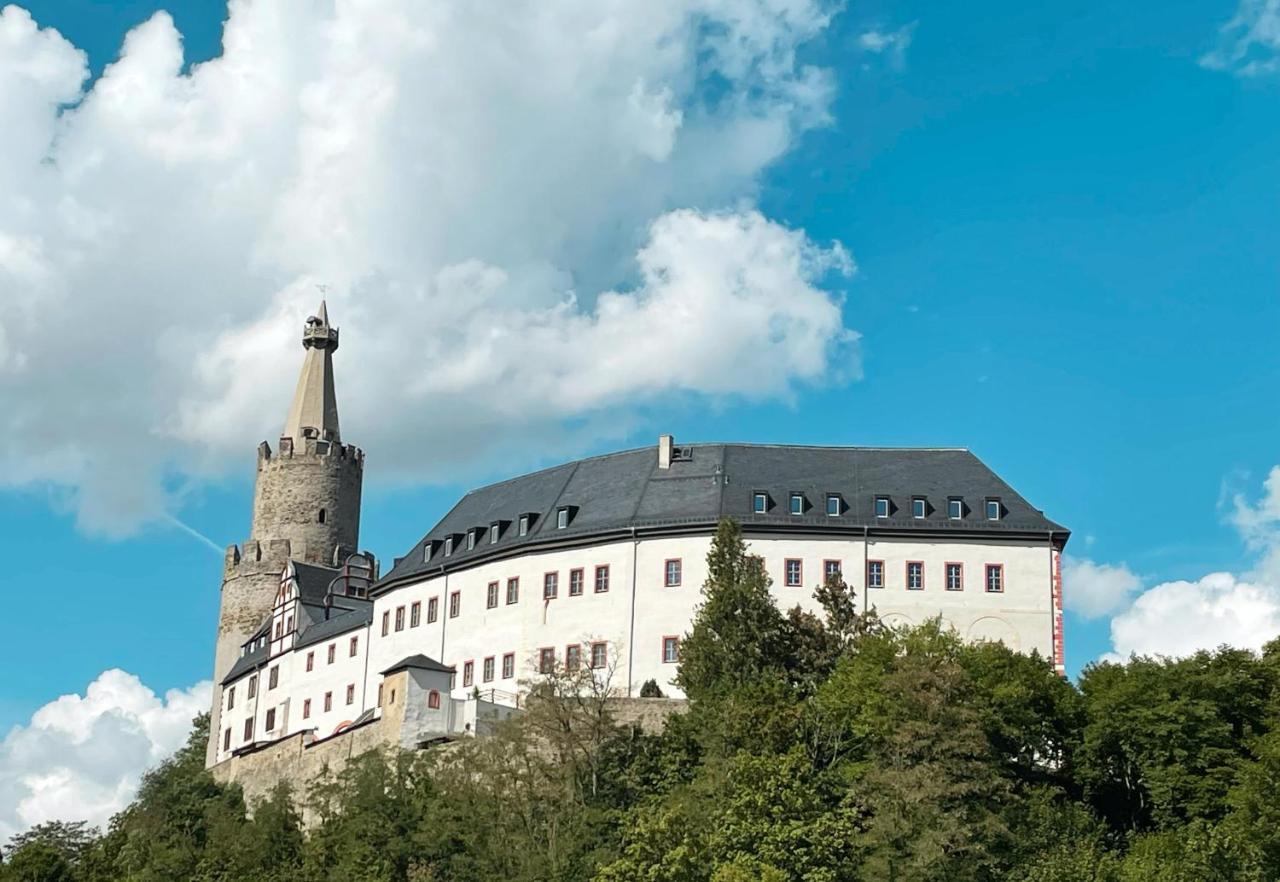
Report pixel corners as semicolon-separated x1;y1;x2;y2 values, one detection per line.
862;525;870;614
626;526;639;697
439;571;450;663
359;620;372;716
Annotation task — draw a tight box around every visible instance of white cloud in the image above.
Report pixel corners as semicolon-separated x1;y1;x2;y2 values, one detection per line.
1201;0;1280;76
0;670;210;844
0;0;853;536
1092;466;1280;661
857;22;916;68
1106;572;1280;660
1062;555;1142;620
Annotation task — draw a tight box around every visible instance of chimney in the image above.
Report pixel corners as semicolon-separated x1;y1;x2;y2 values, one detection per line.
658;434;674;470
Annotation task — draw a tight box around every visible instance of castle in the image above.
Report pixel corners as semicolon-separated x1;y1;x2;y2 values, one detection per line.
207;304;1070;777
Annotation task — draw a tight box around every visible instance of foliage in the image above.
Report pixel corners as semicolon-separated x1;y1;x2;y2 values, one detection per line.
10;519;1280;881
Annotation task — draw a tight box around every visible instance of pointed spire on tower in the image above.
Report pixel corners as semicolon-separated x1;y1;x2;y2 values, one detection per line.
282;301;342;444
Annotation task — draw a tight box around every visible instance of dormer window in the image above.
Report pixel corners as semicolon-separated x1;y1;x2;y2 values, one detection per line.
912;498;927;519
490;523;500;544
518;515;530;536
986;499;1002;521
826;494;841;517
948;498;964;520
753;492;768;514
422;542;432;563
875;496;890;518
557;507;570;529
466;530;477;551
789;493;805;515
444;536;454;557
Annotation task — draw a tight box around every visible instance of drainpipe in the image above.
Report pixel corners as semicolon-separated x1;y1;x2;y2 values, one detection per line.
862;525;870;614
439;572;449;665
626;526;639;697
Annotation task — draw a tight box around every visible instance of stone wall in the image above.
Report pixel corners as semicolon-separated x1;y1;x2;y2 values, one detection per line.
210;695;688;811
250;438;363;567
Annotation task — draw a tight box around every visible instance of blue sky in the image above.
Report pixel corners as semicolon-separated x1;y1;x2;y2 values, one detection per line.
2;0;1278;744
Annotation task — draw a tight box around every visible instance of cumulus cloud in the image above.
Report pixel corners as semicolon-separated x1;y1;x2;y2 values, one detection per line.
0;670;210;844
1062;555;1142;620
1093;466;1280;661
1201;0;1280;76
0;0;854;535
1106;572;1280;660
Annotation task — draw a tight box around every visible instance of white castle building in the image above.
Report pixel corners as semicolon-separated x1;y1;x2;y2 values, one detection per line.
208;305;1069;768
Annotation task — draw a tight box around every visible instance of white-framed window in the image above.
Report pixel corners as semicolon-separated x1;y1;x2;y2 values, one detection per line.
466;530;477;551
826;494;841;516
664;559;682;587
948;498;964;520
986;499;1002;521
986;564;1004;593
912;498;927;519
789;493;804;515
427;597;439;623
449;591;460;618
557;508;569;529
946;563;963;591
502;653;515;678
569;568;585;596
867;560;884;589
518;515;529;536
824;559;842;581
490;523;500;544
785;558;803;587
663;636;680;663
544;572;558;599
444;536;454;556
506;577;519;604
595;565;610;593
410;601;420;627
753;492;768;513
463;661;474;687
875;496;890;518
483;656;494;682
395;606;405;631
487;581;499;609
590;642;608;669
907;561;924;590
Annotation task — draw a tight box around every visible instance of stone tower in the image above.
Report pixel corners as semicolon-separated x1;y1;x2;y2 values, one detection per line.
206;302;364;765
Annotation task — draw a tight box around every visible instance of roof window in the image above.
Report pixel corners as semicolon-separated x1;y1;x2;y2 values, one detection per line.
912;498;927;519
753;492;768;514
518;514;530;536
789;493;805;515
557;507;570;529
986;498;1002;521
444;536;454;557
826;494;842;517
490;523;500;545
948;498;964;520
875;496;890;518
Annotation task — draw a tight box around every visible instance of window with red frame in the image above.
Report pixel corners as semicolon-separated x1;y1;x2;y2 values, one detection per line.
907;561;924;590
662;636;679;663
538;648;555;673
591;642;608;669
986;564;1004;593
463;660;474;687
428;690;441;709
785;558;803;587
946;563;963;591
565;644;581;671
664;559;681;587
595;565;610;593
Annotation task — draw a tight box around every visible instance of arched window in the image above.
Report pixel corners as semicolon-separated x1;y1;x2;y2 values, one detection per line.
427;690;441;709
318;508;327;524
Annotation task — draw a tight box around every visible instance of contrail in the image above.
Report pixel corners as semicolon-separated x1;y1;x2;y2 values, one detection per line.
164;514;224;556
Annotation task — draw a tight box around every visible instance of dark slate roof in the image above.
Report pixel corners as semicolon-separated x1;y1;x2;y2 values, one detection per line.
373;443;1068;594
221;561;373;685
381;654;455;676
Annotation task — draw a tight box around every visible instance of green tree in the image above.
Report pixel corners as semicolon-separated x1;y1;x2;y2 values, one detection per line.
2;841;76;882
676;519;790;702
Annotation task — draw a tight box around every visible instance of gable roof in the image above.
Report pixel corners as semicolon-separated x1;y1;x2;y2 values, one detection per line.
381;654;455;676
374;442;1068;594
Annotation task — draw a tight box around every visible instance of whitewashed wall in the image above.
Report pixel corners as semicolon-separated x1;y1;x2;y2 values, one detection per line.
216;529;1056;763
